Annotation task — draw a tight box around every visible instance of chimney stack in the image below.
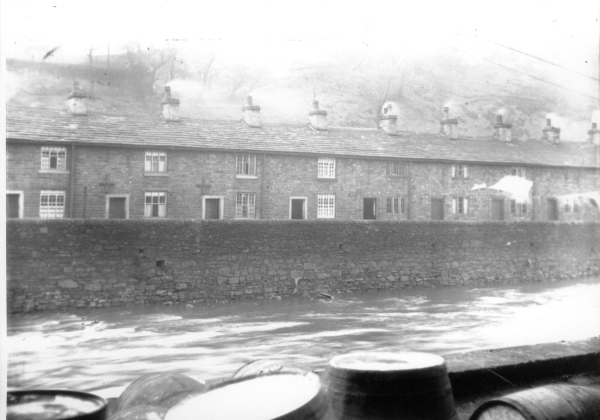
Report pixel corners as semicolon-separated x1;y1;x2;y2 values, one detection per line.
378;114;398;135
440;107;459;140
308;100;328;131
588;122;600;146
67;81;87;116
242;95;261;128
161;86;180;122
542;118;561;145
493;114;512;142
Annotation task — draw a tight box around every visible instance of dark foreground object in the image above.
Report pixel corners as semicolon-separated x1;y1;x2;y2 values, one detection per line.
325;352;458;420
7;390;107;420
470;384;600;420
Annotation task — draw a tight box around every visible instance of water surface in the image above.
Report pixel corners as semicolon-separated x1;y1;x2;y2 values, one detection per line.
7;278;600;391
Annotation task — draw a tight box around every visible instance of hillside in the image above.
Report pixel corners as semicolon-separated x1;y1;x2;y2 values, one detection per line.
6;48;598;142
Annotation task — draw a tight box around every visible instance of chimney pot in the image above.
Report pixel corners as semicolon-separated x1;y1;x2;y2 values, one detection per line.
496;114;503;124
440;107;458;140
242;95;261;128
309;100;328;131
542;118;560;144
161;86;180;122
546;118;552;127
379;114;398;136
588;122;600;145
593;122;597;129
493;114;512;142
67;81;87;115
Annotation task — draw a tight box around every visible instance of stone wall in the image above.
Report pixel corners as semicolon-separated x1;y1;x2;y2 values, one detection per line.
6;219;600;313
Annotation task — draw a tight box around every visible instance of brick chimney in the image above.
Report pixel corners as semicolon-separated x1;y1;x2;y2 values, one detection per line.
308;100;328;131
161;86;180;122
588;122;600;146
378;105;398;135
440;107;459;140
493;114;512;142
67;81;87;116
542;118;561;145
242;95;261;128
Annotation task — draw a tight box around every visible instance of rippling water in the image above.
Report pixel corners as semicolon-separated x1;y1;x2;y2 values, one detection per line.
7;278;600;392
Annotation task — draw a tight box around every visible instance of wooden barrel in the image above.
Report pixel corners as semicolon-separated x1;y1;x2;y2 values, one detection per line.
325;352;458;420
470;384;600;420
7;389;108;420
232;359;309;379
165;372;328;420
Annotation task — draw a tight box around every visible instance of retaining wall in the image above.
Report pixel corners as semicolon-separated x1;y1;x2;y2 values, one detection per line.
6;219;600;313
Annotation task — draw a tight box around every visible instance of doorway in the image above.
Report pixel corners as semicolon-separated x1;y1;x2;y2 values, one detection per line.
106;195;129;219
202;196;224;219
547;198;558;221
6;193;22;218
363;198;377;220
431;199;444;220
491;199;504;220
290;197;307;220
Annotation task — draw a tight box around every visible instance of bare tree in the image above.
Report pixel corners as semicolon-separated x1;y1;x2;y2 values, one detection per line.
226;64;264;99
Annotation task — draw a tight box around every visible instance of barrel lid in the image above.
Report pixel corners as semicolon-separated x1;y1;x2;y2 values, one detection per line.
330;352;445;371
165;373;325;420
7;390;107;420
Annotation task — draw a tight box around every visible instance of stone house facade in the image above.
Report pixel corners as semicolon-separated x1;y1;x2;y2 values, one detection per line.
6;86;600;222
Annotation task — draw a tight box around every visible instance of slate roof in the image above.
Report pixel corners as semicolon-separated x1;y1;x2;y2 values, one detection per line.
6;106;600;169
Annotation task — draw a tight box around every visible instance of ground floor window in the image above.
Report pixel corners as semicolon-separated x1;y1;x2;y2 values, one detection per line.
386;196;406;214
145;192;167;217
452;197;468;214
317;194;335;218
40;190;65;218
510;200;527;214
236;192;256;218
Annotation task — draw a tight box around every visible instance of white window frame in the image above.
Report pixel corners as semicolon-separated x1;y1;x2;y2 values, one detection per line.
318;157;336;179
6;190;24;219
202;195;225;220
236;192;256;219
452;197;468;214
145;151;168;175
105;194;130;219
390;161;408;177
40;147;69;173
40;190;65;218
236;154;258;178
451;164;468;178
512;166;527;178
289;196;308;220
144;191;167;218
510;200;527;214
317;194;335;218
386;196;406;214
564;169;574;181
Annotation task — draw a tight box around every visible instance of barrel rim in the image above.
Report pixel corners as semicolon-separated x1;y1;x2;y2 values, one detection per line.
7;389;108;420
329;351;446;371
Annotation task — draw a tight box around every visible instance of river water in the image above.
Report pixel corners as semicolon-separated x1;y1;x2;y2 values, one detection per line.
7;278;600;392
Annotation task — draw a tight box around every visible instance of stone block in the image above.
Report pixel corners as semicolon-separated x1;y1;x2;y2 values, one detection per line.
58;280;79;289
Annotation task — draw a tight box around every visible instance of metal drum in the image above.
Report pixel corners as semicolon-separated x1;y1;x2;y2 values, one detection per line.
165;372;328;420
7;390;108;420
325;351;458;420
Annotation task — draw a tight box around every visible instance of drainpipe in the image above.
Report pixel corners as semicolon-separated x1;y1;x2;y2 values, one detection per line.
83;186;87;219
261;153;266;219
70;144;76;217
407;161;412;220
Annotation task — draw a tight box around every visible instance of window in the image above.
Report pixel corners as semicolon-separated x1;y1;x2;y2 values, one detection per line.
564;169;575;181
41;147;67;171
145;192;167;217
40;191;65;218
574;203;580;213
236;154;257;177
390;161;408;177
145;152;167;173
564;203;572;213
317;194;335;218
452;197;468;214
510;200;527;214
451;164;468;178
236;193;256;219
512;167;527;178
386;197;406;214
318;158;336;179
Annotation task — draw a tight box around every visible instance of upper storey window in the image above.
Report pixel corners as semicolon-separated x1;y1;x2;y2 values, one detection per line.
145;152;167;173
390;161;408;177
512;167;527;178
41;147;67;171
451;164;468;178
236;154;257;177
318;158;336;179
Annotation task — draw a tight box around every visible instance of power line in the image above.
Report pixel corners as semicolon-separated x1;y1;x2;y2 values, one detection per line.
439;42;600;102
469;33;600;82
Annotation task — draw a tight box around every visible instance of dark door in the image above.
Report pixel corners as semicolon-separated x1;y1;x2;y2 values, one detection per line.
205;198;221;219
492;199;504;220
547;198;558;221
108;197;126;219
363;198;377;220
7;194;20;218
431;199;444;220
291;199;304;219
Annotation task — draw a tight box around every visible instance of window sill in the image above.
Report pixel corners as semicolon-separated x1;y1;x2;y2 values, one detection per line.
236;175;258;179
144;173;169;177
316;178;337;182
39;170;70;174
451;177;469;180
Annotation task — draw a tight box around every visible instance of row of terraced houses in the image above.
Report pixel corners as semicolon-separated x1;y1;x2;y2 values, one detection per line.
6;84;600;222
